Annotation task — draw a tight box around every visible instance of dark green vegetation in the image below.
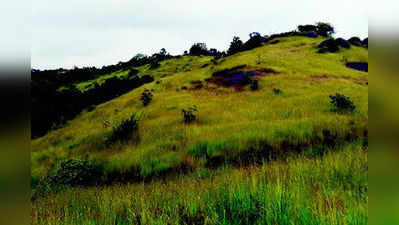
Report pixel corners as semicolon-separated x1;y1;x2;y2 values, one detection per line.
329;93;356;113
182;105;198;123
140;89;153;106
106;113;140;145
32;23;368;225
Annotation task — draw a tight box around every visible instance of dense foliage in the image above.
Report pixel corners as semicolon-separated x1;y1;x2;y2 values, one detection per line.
140;89;153;106
182;105;198;123
329;93;356;113
107;113;140;144
31;49;173;138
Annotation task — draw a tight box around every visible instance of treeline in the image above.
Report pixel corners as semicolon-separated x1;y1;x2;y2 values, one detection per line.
32;49;177;138
32;69;154;138
32;49;173;86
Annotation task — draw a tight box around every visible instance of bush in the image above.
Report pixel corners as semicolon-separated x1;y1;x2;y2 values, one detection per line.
51;159;105;186
316;22;335;37
140;74;155;83
140;89;153;106
273;88;282;95
250;80;259;91
227;36;244;55
182;105;198;123
107;113;140;144
318;39;339;53
242;32;267;51
304;31;318;38
362;38;368;48
335;38;350;49
329;93;356;113
32;159;105;199
149;60;161;69
348;37;362;46
127;69;139;77
189;43;208;56
298;24;318;33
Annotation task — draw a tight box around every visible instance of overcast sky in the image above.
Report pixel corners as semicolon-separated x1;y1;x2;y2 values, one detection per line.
32;0;369;70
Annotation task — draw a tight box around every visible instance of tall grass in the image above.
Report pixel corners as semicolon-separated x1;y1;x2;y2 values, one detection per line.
32;143;367;225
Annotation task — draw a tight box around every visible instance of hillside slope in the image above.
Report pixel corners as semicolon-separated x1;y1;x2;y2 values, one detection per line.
32;36;367;177
32;35;368;225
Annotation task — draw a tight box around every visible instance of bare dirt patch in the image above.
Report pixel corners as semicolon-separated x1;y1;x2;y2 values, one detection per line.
310;75;368;86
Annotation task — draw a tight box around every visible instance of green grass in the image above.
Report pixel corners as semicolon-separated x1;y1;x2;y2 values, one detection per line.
32;143;367;225
31;36;368;224
64;56;214;92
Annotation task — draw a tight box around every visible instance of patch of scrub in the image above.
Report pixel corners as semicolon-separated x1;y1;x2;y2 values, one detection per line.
346;62;368;72
207;65;277;88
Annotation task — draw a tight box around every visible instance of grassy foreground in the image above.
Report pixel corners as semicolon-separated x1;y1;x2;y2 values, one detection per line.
31;36;368;224
32;143;367;225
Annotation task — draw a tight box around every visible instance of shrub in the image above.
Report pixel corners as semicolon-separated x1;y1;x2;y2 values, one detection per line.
107;113;140;144
250;80;259;91
316;22;335;37
335;38;350;49
304;31;318;38
298;24;318;33
227;36;244;55
32;159;105;199
329;93;356;113
149;60;161;69
127;69;139;77
242;32;267;51
182;105;198;123
189;43;208;56
362;38;368;48
318;39;339;53
348;37;362;46
273;88;282;95
51;159;105;186
140;89;153;106
140;74;155;83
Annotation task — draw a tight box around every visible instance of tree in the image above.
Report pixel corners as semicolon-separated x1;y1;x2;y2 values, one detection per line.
189;43;208;56
243;32;266;50
208;48;224;59
249;32;261;39
316;22;335;37
298;24;317;33
227;36;244;55
160;48;167;56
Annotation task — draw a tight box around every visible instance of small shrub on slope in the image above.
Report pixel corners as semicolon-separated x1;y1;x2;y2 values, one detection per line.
51;159;104;186
250;80;259;91
182;105;198;123
273;88;282;95
329;93;356;113
348;37;363;46
107;113;140;144
316;22;335;37
33;159;105;199
149;60;161;70
140;89;153;106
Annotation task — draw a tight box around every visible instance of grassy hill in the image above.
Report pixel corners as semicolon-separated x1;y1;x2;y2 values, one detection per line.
32;36;368;225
